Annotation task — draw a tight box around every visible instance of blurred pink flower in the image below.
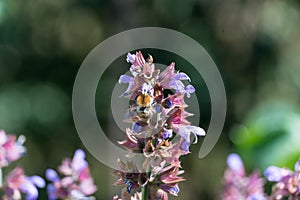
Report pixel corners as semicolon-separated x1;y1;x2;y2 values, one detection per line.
222;153;266;200
264;159;300;199
46;149;97;200
0;130;26;168
4;167;45;200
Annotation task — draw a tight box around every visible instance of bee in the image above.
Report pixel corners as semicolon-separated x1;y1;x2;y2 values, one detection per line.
135;83;155;119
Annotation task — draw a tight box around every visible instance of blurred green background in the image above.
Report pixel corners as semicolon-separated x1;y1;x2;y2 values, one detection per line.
1;0;300;199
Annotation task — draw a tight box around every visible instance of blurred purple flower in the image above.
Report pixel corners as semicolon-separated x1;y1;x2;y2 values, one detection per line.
264;166;288;182
4;167;45;200
46;149;97;200
227;153;245;175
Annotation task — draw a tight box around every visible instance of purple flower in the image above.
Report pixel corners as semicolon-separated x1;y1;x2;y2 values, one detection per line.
46;184;56;200
248;193;267;200
180;141;190;153
71;149;88;172
127;51;145;77
132;122;143;133
167;72;195;98
184;85;196;98
126;53;136;63
4;167;45;200
295;160;300;172
46;149;97;200
156;165;185;196
169;73;189;90
227;153;245;175
162;129;172;139
119;75;134;97
46;169;59;182
172;72;191;82
264;166;287;182
160;184;180;196
129;51;145;67
176;125;205;146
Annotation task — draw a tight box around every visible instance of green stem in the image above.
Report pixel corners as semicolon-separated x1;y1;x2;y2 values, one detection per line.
0;167;2;188
141;164;151;200
141;183;148;200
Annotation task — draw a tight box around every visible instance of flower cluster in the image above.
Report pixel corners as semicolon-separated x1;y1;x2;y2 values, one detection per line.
222;153;300;200
0;130;45;200
221;153;266;200
46;149;97;200
115;51;205;199
264;160;300;199
0;130;97;199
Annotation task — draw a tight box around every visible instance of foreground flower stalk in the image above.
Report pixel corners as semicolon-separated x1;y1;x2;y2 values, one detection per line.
114;51;206;199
